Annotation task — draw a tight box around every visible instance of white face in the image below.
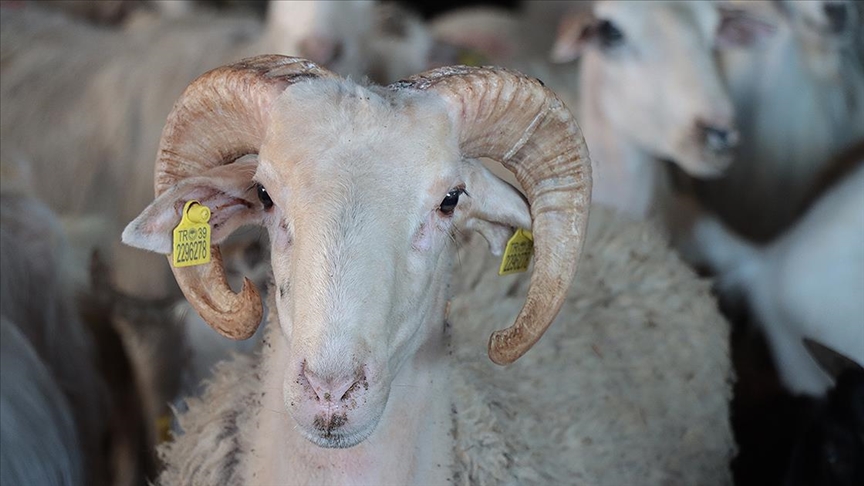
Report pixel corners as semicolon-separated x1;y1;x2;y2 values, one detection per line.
583;1;745;176
257;84;466;448
123;79;532;449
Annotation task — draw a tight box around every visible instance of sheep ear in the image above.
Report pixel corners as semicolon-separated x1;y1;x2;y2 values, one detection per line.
550;10;596;63
716;7;776;48
122;157;262;255
461;158;531;256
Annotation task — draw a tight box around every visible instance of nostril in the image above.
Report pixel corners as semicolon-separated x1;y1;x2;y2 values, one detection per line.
701;125;739;153
823;3;848;33
300;365;363;403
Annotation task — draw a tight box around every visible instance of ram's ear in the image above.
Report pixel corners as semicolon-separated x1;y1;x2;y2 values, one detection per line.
550;9;597;63
122;157;262;255
460;158;532;256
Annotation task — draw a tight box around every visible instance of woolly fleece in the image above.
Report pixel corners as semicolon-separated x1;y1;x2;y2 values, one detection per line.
156;206;734;485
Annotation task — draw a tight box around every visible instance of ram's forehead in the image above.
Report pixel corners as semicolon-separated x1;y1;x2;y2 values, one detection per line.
257;78;461;221
261;79;457;178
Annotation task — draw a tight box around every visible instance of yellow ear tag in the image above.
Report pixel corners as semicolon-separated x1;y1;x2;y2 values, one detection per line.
172;200;211;268
156;414;173;443
498;229;534;276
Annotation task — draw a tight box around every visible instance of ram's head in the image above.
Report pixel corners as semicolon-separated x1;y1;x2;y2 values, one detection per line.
124;56;591;448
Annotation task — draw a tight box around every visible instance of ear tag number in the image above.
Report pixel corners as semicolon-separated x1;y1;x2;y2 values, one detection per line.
172;200;211;268
498;229;534;276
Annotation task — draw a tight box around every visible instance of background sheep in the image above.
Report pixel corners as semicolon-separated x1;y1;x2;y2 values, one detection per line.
0;189;110;485
685;159;864;396
0;0;431;299
569;0;776;218
692;0;864;242
0;316;85;486
11;0;202;25
429;1;775;220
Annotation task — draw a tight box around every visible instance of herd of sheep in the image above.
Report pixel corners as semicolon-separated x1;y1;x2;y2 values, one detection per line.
0;1;861;485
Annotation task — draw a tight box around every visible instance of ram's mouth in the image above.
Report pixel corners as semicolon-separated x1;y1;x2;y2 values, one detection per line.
300;418;377;449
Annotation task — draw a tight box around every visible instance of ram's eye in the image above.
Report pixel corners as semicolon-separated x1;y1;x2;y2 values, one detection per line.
257;183;273;210
438;189;463;215
596;19;625;49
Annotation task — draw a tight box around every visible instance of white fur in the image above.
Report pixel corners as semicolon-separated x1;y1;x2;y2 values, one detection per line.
154;207;734;485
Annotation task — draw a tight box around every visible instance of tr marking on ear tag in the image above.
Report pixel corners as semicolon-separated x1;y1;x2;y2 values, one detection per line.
172;200;211;268
498;229;534;276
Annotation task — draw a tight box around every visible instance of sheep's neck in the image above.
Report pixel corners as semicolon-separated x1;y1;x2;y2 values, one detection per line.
580;76;659;219
248;317;454;485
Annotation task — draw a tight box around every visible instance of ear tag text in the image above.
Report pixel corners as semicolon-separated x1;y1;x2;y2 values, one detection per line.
498;229;534;276
172;200;211;268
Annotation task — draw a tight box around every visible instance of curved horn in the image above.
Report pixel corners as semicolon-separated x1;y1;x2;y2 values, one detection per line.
394;66;592;365
155;55;337;339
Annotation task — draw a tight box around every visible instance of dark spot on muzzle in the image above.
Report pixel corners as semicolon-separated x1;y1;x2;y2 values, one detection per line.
313;412;348;435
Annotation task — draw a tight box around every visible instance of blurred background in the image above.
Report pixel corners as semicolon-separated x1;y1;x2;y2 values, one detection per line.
1;1;861;485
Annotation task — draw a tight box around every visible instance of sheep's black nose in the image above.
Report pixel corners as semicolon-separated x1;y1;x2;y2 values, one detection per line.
824;3;849;33
702;125;739;153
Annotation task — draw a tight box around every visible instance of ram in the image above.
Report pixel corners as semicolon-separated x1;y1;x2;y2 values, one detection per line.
124;55;734;485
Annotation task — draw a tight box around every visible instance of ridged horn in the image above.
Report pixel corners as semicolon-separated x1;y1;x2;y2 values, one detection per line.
155;55;337;339
393;66;592;365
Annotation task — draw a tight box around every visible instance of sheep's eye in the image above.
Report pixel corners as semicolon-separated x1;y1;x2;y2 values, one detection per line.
596;19;625;49
438;189;463;215
257;183;273;210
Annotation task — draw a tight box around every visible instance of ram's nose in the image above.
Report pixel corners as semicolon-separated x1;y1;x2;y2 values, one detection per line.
299;362;366;405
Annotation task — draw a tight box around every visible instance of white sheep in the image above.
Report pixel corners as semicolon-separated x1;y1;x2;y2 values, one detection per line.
123;55;733;484
556;0;776;219
693;0;864;241
686;159;864;396
0;0;430;299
